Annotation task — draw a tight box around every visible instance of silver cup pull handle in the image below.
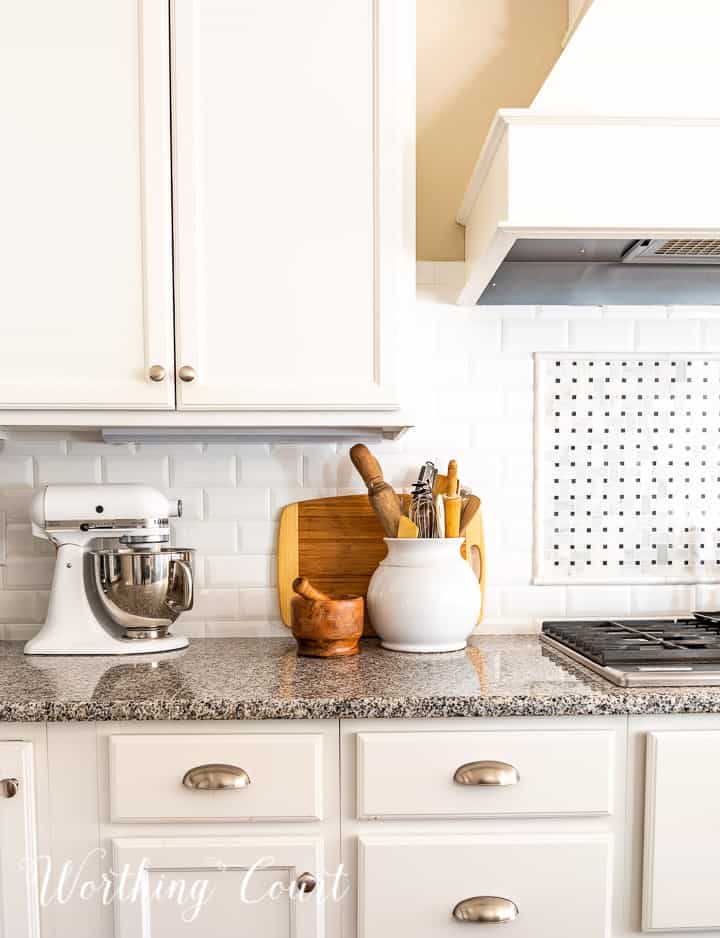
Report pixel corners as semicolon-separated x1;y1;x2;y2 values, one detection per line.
453;760;519;786
453;896;519;923
167;559;194;613
182;764;250;790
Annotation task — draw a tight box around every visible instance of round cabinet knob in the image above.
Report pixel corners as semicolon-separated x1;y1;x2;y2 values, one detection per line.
148;364;167;382
178;365;197;383
295;872;317;895
0;778;19;799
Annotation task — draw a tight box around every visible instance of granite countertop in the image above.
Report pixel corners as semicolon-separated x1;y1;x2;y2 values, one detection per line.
2;634;720;721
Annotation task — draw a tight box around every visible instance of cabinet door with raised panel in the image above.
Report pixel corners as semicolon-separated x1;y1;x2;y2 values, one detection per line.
171;0;413;412
643;730;720;931
0;0;174;409
0;742;40;938
113;837;322;938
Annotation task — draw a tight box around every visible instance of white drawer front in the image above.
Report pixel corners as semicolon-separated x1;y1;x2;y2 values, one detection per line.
109;734;323;822
357;730;614;818
359;834;612;938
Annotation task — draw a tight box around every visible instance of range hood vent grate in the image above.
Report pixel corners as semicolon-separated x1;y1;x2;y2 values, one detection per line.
623;239;720;265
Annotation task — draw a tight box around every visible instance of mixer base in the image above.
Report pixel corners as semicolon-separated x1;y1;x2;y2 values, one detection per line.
25;630;189;656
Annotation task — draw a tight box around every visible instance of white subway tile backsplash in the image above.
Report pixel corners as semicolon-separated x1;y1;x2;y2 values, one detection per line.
240;447;302;485
0;263;715;637
205;488;269;520
539;305;602;319
0;491;34;523
502;319;568;353
239;522;278;555
481;306;537;320
205;555;271;588
566;586;632;618
634;318;701;351
0;458;33;488
0;591;42;623
184;589;240;621
568;319;634;350
604;305;668;319
238;588;280;619
630;585;695;616
701;321;720;350
172;456;236;487
171;521;237;554
36;458;101;484
499;586;567;619
4;558;54;590
103;456;169;487
669;306;720;319
302;446;355;488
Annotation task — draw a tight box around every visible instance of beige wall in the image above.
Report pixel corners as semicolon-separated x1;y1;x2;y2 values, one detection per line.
417;0;567;260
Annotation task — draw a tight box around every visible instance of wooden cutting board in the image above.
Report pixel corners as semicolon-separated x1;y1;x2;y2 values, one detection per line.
277;494;486;635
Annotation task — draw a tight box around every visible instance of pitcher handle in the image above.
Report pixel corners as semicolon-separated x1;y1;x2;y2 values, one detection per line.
168;559;194;613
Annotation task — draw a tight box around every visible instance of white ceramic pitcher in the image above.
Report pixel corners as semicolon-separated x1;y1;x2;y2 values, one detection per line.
366;538;481;653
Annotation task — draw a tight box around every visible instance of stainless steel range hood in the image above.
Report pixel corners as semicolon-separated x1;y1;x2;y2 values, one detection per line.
477;237;720;306
456;0;720;306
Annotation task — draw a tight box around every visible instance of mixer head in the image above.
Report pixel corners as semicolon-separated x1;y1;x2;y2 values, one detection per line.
31;484;182;548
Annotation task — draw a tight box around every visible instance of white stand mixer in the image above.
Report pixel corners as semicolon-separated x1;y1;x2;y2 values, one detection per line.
25;484;193;656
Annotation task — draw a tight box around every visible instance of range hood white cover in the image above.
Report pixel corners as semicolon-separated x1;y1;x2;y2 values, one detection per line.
456;0;720;305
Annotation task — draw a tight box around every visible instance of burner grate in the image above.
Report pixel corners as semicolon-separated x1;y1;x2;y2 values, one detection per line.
542;615;720;666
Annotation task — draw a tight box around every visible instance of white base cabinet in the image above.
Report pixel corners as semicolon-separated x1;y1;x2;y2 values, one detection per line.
0;741;41;938
639;723;720;933
113;836;323;938
3;712;720;937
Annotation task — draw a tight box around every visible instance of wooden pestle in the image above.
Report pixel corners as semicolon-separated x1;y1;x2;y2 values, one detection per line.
292;577;331;602
349;444;403;537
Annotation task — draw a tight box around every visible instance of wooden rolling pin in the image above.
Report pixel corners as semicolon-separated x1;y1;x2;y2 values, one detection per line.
350;444;403;537
443;458;461;537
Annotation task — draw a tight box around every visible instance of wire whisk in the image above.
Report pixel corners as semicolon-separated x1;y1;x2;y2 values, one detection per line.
409;461;440;538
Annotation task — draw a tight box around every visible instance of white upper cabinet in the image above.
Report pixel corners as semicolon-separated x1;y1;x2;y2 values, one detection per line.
0;0;175;410
171;0;414;412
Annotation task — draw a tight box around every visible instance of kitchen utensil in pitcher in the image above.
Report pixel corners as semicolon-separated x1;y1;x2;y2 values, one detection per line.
409;462;440;538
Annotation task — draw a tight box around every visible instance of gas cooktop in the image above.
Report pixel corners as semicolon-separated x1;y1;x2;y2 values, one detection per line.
540;613;720;687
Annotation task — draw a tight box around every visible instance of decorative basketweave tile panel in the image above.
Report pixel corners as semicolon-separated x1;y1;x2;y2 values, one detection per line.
534;354;720;584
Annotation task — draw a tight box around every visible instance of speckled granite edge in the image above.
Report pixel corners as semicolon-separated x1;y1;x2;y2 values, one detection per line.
5;635;720;722
4;691;720;722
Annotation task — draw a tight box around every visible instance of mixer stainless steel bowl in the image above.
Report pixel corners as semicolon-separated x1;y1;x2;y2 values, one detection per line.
92;548;194;640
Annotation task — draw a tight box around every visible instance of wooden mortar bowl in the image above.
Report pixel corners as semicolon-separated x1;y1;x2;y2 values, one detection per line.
290;594;364;658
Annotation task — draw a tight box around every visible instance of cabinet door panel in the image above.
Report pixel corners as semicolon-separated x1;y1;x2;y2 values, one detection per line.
113;837;322;938
359;834;612;938
172;0;409;411
0;0;174;409
643;730;720;931
0;742;40;938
